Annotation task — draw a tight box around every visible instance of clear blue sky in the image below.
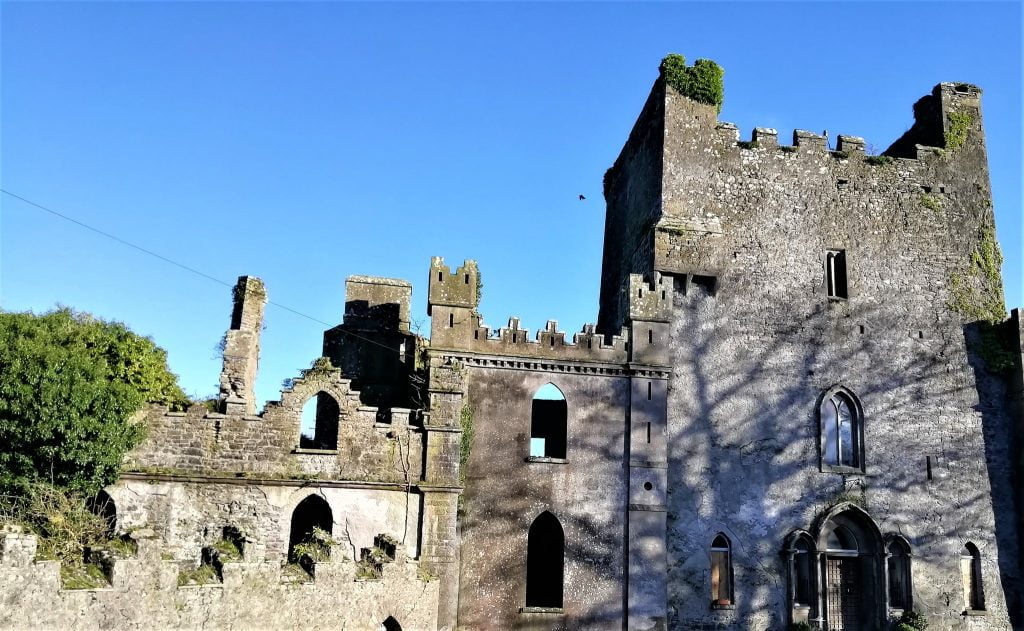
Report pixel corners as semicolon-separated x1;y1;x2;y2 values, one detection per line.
2;2;1021;407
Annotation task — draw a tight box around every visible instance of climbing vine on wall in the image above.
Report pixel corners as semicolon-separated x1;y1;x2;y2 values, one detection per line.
945;110;974;151
949;224;1015;373
659;54;724;112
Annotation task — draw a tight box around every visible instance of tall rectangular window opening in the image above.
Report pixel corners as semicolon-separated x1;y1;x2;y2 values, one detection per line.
710;534;733;606
826;250;848;299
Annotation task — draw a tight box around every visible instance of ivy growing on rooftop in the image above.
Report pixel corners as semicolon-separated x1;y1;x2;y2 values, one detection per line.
659;54;724;112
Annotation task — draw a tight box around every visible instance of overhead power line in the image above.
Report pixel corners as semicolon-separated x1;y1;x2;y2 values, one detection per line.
1;188;401;354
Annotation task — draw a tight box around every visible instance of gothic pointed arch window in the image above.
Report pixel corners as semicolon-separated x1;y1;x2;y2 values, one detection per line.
525;511;564;609
710;533;734;606
886;537;912;612
299;391;340;450
961;542;985;612
530;383;567;459
87;490;118;538
819;387;864;471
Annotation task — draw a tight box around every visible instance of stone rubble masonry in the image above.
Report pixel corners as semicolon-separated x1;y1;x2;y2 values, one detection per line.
218;276;266;416
1;70;1020;631
0;527;438;630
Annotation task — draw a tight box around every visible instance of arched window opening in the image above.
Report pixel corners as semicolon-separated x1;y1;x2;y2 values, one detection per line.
526;512;564;609
793;537;814;607
299;392;340;450
380;617;402;631
530;384;567;459
961;543;985;611
820;389;863;469
887;538;912;611
288;494;333;562
87;490;117;537
825;525;859;554
826;250;848;299
710;533;733;606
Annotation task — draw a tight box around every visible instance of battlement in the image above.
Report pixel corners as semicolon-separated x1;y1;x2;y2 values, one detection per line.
628;272;672;323
427;257;479;314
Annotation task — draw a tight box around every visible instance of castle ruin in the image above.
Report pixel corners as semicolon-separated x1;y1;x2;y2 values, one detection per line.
2;61;1022;631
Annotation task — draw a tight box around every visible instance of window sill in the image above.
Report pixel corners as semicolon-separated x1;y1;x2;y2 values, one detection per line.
292;448;339;455
520;607;564;615
525;456;568;464
827;296;848;302
711;603;736;611
820;465;865;475
963;609;987;617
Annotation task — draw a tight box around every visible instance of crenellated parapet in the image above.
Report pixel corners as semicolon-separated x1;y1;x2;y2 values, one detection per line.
428;257;479;313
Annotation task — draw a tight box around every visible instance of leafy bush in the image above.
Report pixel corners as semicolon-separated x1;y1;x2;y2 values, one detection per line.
292;526;335;563
895;610;928;630
177;562;218;587
0;309;187;494
659;54;725;112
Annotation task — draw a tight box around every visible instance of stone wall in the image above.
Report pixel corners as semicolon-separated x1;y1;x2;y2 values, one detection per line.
0;527;438;630
601;77;1021;629
456;366;631;630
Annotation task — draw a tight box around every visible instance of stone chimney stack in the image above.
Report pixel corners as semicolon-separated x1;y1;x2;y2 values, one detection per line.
218;276;267;415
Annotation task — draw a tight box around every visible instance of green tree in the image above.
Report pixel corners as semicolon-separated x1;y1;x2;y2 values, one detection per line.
0;308;187;494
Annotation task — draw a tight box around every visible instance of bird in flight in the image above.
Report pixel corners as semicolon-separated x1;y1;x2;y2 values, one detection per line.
578;194;586;200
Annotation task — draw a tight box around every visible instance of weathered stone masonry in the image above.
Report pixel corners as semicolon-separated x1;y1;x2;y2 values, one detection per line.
1;69;1021;631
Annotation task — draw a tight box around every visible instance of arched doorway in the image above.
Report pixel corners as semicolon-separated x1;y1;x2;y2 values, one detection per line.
815;505;884;630
380;616;401;631
525;511;564;608
288;494;333;561
88;490;117;537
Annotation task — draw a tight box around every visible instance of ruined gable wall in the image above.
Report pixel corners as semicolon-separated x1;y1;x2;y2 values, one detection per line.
653;84;1019;629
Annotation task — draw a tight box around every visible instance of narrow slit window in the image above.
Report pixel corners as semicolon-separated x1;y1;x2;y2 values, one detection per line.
793;537;813;607
448;313;454;327
887;539;912;611
710;534;734;605
648;329;653;344
962;543;985;611
647;382;652;400
530;383;567;459
646;422;651;443
826;250;848;299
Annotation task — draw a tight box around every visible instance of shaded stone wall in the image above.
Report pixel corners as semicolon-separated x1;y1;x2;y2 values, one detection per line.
456;366;630;630
600;77;1020;629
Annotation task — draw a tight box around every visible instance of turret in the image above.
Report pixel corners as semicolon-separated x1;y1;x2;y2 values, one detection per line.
427;257;480;349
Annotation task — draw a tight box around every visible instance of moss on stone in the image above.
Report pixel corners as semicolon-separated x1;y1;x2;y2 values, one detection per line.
945;110;973;151
659;54;724;112
177;562;218;587
919;194;942;212
863;155;892;166
61;562;109;589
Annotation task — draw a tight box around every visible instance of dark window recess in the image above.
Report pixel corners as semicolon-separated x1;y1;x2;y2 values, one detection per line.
87;490;118;538
643;481;653;491
887;539;912;610
530;384;567;459
382;617;402;631
464;274;469;284
299;392;340;450
793;537;813;606
926;456;933;480
826;250;848;299
646;421;651;443
691;274;716;295
288;494;333;562
437;271;443;282
648;329;654;344
526;512;564;608
448;313;454;327
647;382;652;400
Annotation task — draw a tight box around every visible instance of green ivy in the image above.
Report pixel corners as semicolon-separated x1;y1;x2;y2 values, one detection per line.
864;155;893;166
659;54;724;112
945;111;973;151
0;309;187;494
